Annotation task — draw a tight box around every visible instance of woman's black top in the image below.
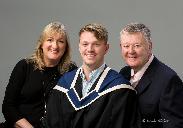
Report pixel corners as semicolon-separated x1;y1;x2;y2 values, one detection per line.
2;59;76;127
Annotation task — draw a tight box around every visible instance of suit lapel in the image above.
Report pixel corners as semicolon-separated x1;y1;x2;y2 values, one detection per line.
135;57;158;95
120;57;158;95
135;73;151;95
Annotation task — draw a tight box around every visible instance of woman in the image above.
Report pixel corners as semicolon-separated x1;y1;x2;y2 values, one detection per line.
2;21;76;128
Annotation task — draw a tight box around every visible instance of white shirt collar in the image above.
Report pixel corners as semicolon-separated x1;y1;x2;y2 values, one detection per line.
131;54;154;81
80;63;106;81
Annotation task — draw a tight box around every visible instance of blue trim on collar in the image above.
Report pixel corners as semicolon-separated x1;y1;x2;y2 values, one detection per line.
67;88;99;108
56;67;130;110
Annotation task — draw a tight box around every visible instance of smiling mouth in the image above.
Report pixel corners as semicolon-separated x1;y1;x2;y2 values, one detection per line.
85;53;96;56
50;50;59;54
87;54;95;57
128;57;137;62
128;56;136;59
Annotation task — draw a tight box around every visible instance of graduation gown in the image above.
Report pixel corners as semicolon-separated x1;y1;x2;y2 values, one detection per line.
46;66;138;128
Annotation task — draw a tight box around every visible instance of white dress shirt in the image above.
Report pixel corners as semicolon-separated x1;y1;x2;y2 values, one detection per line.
130;54;154;88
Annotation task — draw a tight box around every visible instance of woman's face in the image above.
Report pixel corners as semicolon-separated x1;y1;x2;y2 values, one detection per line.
42;32;67;67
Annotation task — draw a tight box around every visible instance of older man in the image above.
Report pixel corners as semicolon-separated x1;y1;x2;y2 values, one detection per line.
119;22;183;128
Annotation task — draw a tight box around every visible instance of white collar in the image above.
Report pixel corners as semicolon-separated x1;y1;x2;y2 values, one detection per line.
131;54;154;80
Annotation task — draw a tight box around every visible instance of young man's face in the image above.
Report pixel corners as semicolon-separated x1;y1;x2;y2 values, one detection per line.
79;31;109;70
120;32;152;72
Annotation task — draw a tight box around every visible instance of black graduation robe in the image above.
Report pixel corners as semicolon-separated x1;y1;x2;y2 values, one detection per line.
46;66;138;128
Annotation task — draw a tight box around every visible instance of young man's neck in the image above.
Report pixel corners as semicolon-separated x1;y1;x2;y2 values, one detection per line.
82;62;104;81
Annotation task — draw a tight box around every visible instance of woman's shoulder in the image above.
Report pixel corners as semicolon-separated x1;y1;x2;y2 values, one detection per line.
14;58;35;70
13;59;28;68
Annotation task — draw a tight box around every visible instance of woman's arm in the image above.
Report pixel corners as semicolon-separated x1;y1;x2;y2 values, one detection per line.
2;59;28;125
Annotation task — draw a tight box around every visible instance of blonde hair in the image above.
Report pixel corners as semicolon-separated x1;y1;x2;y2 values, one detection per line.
28;21;72;74
79;23;108;43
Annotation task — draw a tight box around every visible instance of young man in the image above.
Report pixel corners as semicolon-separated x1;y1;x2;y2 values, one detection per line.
45;23;138;128
119;22;183;128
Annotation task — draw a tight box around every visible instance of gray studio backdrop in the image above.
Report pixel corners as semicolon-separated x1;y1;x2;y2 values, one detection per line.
0;0;182;122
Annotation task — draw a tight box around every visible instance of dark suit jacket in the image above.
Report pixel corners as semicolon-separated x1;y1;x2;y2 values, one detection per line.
119;57;183;128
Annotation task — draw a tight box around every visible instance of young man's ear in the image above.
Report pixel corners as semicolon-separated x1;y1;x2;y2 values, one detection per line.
105;43;109;53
